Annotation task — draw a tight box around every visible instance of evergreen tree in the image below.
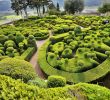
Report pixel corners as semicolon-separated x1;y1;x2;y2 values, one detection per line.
43;5;45;14
98;3;110;13
11;0;28;18
57;2;60;11
64;0;84;14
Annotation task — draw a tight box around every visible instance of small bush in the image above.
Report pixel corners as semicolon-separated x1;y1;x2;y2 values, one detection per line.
105;51;110;57
4;40;16;48
0;35;8;44
28;77;47;88
47;75;66;88
74;26;82;34
62;48;73;58
15;33;25;44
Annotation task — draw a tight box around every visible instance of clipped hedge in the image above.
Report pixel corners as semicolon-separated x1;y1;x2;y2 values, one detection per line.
38;39;110;83
0;58;36;82
20;47;36;61
35;34;49;40
1;75;110;100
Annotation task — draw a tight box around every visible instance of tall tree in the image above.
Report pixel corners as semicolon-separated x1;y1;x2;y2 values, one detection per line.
11;0;22;15
11;0;28;18
28;0;52;16
98;3;110;14
64;0;84;14
57;2;60;11
43;5;45;14
20;0;28;18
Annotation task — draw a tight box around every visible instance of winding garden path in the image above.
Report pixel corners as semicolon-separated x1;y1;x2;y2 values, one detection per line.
30;31;52;79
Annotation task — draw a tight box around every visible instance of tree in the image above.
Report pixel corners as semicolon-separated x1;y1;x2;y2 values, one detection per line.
20;0;28;18
43;5;45;14
28;0;52;16
48;1;56;10
64;0;84;14
98;3;110;14
11;0;28;18
11;0;22;15
57;2;60;11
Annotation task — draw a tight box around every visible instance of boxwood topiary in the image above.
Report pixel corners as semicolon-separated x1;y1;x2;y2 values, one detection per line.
15;33;25;44
47;75;66;88
0;58;36;82
62;48;73;58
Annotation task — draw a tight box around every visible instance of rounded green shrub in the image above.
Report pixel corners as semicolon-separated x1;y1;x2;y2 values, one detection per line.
27;35;36;48
4;40;16;48
62;48;73;58
0;35;8;44
77;60;84;67
105;51;110;57
8;34;15;41
0;58;36;82
28;77;47;88
6;47;14;52
15;33;25;44
47;75;66;88
74;26;82;34
0;50;4;55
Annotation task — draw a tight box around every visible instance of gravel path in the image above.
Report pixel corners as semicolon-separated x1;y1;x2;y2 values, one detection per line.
30;31;52;79
30;40;47;79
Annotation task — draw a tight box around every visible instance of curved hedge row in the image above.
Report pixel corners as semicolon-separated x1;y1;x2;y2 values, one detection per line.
15;47;36;61
1;75;110;100
38;39;110;83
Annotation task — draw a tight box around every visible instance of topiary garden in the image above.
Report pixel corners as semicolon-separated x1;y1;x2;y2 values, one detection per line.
1;15;110;99
38;16;110;83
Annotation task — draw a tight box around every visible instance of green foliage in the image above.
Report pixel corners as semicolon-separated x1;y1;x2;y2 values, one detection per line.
20;47;36;61
47;75;66;88
0;35;8;44
38;31;110;83
0;58;36;82
105;51;110;57
64;0;84;14
4;40;16;48
28;77;47;88
27;35;37;48
15;33;25;44
62;48;73;58
51;42;64;53
74;26;82;34
1;75;110;100
47;52;58;67
98;3;110;13
0;75;38;100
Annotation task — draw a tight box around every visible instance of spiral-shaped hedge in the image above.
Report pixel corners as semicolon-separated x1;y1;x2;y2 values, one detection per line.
38;29;110;83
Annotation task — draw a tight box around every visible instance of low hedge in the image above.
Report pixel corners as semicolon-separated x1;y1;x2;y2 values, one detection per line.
35;34;49;40
0;58;36;82
20;47;36;61
50;33;69;43
1;75;110;100
15;47;36;61
38;40;110;83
